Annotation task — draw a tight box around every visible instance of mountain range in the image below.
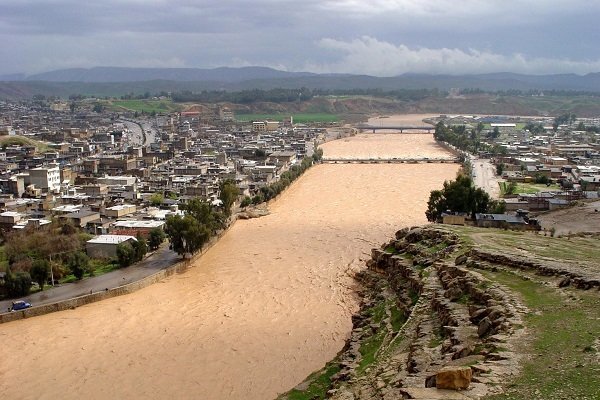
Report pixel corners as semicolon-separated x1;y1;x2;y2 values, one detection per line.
2;66;600;99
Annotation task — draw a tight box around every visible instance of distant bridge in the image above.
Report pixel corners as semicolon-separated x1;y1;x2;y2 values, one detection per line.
355;124;434;133
322;157;459;164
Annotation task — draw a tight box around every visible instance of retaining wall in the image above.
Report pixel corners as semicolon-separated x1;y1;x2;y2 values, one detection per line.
0;216;236;324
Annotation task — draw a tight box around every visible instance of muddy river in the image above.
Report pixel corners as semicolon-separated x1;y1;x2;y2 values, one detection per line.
0;116;458;400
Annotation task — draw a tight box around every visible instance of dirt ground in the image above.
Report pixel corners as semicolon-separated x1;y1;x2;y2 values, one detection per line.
536;199;600;236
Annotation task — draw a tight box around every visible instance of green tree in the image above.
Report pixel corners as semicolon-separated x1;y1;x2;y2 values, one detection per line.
312;147;324;162
164;214;211;257
496;163;505;176
5;270;32;297
150;193;164;207
505;181;518;195
534;174;550;185
68;251;90;280
182;198;224;233
425;174;491;222
148;228;166;251
219;180;240;216
476;122;485;134
240;196;252;208
131;234;148;262
30;259;50;291
116;243;135;268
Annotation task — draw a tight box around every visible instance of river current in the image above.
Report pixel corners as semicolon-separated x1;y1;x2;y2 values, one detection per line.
0;115;459;400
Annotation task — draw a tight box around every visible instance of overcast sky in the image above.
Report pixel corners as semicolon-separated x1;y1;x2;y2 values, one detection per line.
1;0;599;76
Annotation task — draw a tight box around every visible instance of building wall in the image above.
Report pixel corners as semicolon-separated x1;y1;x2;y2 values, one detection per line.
29;166;61;192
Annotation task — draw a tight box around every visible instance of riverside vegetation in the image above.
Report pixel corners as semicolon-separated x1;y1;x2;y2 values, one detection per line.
165;150;322;257
281;225;599;399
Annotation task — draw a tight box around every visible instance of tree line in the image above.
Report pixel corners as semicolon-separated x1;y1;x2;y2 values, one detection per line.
170;88;443;104
433;122;508;156
426;174;504;222
240;150;322;207
164;180;239;257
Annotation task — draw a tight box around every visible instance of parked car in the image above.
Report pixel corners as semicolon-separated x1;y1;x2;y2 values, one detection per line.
9;300;31;312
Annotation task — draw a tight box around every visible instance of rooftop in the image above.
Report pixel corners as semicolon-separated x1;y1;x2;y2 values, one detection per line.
87;235;137;245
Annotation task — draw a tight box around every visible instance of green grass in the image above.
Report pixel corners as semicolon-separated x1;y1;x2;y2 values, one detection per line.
368;301;387;324
285;362;340;400
357;330;386;375
390;305;406;332
499;181;561;195
111;99;182;113
476;229;600;266
384;245;397;254
0;135;51;152
59;259;119;283
236;113;339;123
482;270;600;399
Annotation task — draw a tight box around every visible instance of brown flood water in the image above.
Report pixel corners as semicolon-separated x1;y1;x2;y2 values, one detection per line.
0;121;458;400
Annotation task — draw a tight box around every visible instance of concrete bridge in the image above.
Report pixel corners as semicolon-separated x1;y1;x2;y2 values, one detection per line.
322;157;459;164
355;124;434;133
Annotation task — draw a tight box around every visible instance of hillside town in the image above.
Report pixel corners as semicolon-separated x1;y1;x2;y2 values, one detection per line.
428;114;600;230
1;99;600;296
0;99;332;240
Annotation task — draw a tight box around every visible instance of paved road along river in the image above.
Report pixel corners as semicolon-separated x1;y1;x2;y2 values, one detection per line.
0;117;459;400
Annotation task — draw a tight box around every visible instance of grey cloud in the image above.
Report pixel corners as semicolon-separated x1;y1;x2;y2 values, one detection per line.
0;0;599;75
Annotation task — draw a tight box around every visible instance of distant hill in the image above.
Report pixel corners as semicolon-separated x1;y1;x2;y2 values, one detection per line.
22;66;316;83
2;66;600;100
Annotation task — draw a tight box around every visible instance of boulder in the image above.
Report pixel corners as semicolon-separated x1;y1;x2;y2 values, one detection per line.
455;254;468;265
469;307;488;323
558;276;571;288
478;317;493;337
435;366;472;390
401;387;471;399
425;373;437;388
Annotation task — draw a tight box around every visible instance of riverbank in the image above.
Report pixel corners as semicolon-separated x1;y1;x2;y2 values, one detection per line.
0;128;460;400
281;225;600;399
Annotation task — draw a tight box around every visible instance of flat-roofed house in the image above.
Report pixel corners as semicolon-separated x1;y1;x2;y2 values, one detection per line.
86;235;137;258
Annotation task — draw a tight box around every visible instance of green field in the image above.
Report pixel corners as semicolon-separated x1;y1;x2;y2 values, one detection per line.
111;99;182;113
236;113;339;123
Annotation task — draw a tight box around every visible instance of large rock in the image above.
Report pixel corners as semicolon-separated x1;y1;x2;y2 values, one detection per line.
478;317;493;337
401;387;472;399
435;366;472;390
455;254;468;265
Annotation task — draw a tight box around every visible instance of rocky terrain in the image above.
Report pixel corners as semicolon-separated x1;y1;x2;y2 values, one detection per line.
281;226;600;400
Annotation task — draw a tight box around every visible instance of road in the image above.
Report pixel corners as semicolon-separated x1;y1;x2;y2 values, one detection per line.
121;117;159;146
0;244;179;313
471;158;501;199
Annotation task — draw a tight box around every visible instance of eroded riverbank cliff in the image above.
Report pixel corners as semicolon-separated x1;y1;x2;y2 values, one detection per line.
283;225;600;399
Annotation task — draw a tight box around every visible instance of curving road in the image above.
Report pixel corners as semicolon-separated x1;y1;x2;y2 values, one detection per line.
0;244;178;314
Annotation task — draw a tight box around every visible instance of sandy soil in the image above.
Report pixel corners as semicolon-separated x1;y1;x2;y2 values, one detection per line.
0;125;458;400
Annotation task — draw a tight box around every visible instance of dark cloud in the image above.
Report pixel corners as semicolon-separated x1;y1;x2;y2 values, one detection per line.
0;0;599;75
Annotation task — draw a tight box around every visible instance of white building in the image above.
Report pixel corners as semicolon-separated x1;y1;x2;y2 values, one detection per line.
29;165;61;193
86;235;137;259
